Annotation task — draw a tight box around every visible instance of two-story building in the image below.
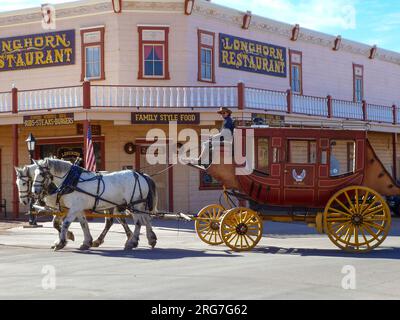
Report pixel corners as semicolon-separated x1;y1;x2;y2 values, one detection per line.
1;0;400;217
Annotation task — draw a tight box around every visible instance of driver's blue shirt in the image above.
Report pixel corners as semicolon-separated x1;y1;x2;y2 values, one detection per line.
222;116;235;134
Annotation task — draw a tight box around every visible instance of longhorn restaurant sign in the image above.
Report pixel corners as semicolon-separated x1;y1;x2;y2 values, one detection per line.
219;33;287;78
0;30;75;72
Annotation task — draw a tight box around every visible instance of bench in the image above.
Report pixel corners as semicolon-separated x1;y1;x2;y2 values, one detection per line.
1;199;6;217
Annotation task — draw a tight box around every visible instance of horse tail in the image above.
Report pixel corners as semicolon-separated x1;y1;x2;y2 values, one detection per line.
143;174;158;214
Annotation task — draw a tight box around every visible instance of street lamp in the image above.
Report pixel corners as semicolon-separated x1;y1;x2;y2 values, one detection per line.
25;133;36;164
25;133;41;227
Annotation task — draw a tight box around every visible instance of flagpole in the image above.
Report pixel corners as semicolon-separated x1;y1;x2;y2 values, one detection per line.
83;78;91;169
83;120;89;169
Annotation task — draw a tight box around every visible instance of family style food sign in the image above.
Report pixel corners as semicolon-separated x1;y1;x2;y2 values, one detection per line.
132;112;200;125
219;33;287;78
0;30;75;71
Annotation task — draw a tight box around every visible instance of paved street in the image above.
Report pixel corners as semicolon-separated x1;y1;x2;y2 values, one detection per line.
0;217;399;300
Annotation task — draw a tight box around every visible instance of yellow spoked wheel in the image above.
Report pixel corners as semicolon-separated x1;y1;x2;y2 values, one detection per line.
195;204;225;245
324;186;391;253
220;207;263;252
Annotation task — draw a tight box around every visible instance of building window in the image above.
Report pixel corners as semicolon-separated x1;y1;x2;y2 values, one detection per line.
138;26;170;80
289;50;302;94
81;27;105;81
353;64;364;102
198;30;215;82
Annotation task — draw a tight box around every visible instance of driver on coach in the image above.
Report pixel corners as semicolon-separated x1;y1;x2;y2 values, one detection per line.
187;107;235;166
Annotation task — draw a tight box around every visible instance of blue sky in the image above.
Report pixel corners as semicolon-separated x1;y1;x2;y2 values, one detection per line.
2;0;400;52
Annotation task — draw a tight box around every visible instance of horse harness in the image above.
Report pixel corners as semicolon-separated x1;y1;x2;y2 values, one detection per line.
36;164;152;213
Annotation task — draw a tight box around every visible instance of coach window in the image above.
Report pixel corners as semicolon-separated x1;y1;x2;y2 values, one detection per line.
138;26;170;80
289;50;303;94
198;30;215;83
255;137;269;174
80;27;105;81
288;140;316;164
353;64;364;102
330;140;356;177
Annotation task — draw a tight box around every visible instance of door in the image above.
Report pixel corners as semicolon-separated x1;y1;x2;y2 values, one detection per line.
283;138;317;205
135;143;170;212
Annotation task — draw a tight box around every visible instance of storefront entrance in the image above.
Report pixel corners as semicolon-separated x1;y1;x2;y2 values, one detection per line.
135;141;171;212
35;136;105;170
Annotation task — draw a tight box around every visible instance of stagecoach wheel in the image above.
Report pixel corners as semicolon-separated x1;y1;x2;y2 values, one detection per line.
324;186;391;253
195;204;225;246
220;207;263;252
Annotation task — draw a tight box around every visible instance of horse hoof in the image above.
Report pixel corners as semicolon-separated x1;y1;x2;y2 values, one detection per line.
149;241;157;249
79;244;91;251
124;245;133;251
92;239;104;248
67;232;75;242
53;241;67;251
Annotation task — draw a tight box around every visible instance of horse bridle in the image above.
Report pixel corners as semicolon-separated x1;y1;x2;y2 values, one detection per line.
32;165;53;192
17;174;32;200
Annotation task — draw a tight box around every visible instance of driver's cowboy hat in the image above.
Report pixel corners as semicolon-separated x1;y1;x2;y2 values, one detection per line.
217;107;232;115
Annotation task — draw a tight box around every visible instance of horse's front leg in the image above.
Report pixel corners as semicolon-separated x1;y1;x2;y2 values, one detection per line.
125;213;141;250
92;217;114;248
77;214;93;251
117;217;134;248
143;214;157;249
51;216;75;249
55;209;79;251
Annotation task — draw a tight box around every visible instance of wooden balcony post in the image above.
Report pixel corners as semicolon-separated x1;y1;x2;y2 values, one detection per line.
393;133;398;180
12;124;19;218
83;80;91;109
393;104;397;125
11;84;19;217
286;89;292;113
362;100;367;121
327;95;332;118
237;82;245;110
12;84;18;114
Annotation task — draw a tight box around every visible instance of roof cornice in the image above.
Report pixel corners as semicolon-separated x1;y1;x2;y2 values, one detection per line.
194;0;400;65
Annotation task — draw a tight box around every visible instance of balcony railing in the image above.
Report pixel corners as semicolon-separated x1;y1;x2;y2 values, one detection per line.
366;103;394;124
2;81;399;126
332;99;364;120
246;87;287;112
0;91;11;113
18;86;82;111
292;94;328;117
91;85;237;108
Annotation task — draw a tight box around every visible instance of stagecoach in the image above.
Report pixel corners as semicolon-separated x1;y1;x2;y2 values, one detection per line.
191;122;396;253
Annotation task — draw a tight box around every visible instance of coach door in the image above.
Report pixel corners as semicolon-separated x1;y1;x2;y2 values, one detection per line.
283;137;317;205
135;141;170;212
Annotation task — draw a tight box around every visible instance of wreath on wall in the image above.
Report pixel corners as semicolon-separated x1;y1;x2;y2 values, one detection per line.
124;142;136;154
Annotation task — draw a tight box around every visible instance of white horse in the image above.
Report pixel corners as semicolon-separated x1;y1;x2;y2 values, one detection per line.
15;164;134;249
31;158;158;251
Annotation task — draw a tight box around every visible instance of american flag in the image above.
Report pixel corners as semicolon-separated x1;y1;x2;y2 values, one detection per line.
85;125;97;171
